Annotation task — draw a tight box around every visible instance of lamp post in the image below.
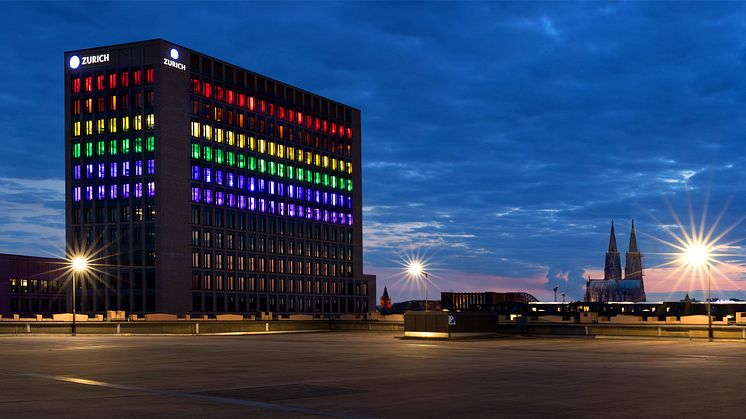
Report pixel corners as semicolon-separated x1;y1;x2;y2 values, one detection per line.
71;256;89;336
682;244;712;341
406;261;429;311
707;262;712;341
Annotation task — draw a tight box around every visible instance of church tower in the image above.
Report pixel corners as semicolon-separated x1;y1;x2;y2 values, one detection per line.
604;221;622;280
624;220;643;280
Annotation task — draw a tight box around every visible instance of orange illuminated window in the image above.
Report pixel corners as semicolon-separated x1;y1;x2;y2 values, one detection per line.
249;96;255;111
72;77;81;93
296;111;303;125
120;71;129;87
108;73;117;89
216;85;223;101
259;100;266;113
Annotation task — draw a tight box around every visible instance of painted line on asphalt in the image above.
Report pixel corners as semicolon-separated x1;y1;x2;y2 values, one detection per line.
2;370;375;419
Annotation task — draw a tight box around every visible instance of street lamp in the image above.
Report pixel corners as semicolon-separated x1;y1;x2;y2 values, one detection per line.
407;261;429;311
682;244;712;341
70;256;89;336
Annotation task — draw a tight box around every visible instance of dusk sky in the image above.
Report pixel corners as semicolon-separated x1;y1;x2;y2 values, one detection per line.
3;1;746;302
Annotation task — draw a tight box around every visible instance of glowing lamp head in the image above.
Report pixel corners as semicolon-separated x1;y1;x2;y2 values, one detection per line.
71;256;88;272
683;243;710;266
407;261;425;277
69;55;80;69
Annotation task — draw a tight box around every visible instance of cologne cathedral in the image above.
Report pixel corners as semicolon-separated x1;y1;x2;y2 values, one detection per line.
585;221;647;302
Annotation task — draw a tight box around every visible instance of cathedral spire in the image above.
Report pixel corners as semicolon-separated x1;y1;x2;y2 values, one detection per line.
604;221;622;280
625;220;643;280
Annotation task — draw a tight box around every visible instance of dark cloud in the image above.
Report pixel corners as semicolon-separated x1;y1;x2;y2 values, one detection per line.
1;1;746;301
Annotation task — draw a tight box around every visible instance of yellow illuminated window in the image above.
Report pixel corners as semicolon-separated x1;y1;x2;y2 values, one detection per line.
323;155;329;168
191;121;200;137
258;139;266;154
97;119;105;134
84;98;92;113
278;144;285;159
215;128;224;143
249;137;256;151
108;118;117;133
314;154;320;167
146;114;154;130
296;149;303;162
331;158;337;171
348;163;352;174
121;116;129;132
237;133;245;148
134;115;142;130
203;124;212;140
85;120;93;135
73;121;81;136
305;151;312;165
226;130;234;146
268;142;276;156
287;147;294;160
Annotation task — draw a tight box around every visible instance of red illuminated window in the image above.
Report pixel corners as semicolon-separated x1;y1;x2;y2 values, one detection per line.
259;100;266;114
238;93;245;107
120;71;129;88
346;127;352;139
203;82;212;98
216;86;223;101
84;76;93;92
72;77;81;94
278;106;285;120
314;117;320;131
108;73;117;89
133;70;142;85
305;115;312;128
226;90;234;104
331;122;337;136
191;78;200;94
278;125;284;138
96;75;105;90
249;96;255;111
145;68;154;84
322;120;328;133
268;103;275;117
296;111;303;125
288;109;294;123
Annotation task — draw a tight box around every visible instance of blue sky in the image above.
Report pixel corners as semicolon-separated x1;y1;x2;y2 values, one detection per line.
2;1;746;302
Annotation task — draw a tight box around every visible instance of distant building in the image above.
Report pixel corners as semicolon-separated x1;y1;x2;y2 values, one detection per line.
0;254;67;316
379;286;392;311
586;221;646;302
441;291;539;311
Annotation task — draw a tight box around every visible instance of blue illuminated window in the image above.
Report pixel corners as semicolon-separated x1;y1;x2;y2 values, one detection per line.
258;198;266;212
110;163;118;178
216;192;224;206
227;193;235;207
122;184;130;198
135;183;142;198
191;187;201;202
147;160;155;175
204;189;213;204
110;185;117;199
227;173;234;188
98;163;106;179
248;197;255;211
216;170;223;185
135;160;143;176
204;168;212;183
238;195;246;209
97;185;105;200
85;186;93;201
73;165;81;180
147;182;155;198
192;166;200;181
269;181;275;195
86;164;94;179
249;177;256;192
122;161;130;177
73;187;81;202
258;179;265;193
238;175;245;189
289;204;295;217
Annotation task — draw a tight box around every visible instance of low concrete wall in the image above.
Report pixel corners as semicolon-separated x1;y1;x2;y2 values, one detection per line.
498;322;746;340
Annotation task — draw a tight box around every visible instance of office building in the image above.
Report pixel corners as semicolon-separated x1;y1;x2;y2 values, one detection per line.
0;254;66;316
65;39;373;315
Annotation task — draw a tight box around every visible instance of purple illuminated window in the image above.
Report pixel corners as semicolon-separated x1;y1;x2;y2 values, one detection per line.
192;166;200;181
279;202;285;216
297;186;303;200
289;204;295;217
216;191;224;206
147;160;155;175
331;194;337;206
227;193;235;207
314;208;321;221
85;186;93;201
110;162;118;178
97;185;105;200
98;163;106;178
306;207;312;220
347;197;352;209
269;181;275;195
288;186;295;199
191;187;201;202
135;160;143;176
204;189;213;204
204;168;212;183
323;210;329;222
238;195;246;209
323;192;328;205
227;173;234;188
147;182;155;197
122;161;130;177
258;198;266;212
306;189;312;202
332;211;338;224
348;214;353;226
134;182;142;198
109;185;117;199
248;197;255;211
314;191;320;203
278;183;285;197
297;205;304;218
249;177;256;192
269;200;275;214
238;175;245;189
73;165;81;180
86;164;93;179
216;170;223;185
73;187;81;202
122;184;130;198
258;179;265;193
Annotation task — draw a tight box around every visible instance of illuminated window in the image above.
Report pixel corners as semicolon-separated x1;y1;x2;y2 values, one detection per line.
73;165;81;180
108;118;117;133
135;160;143;176
72;121;81;137
147;160;155;175
191;143;200;159
98;163;105;178
145;68;154;84
216;149;224;164
258;159;266;173
134;115;142;130
110;162;118;178
109;140;117;156
96;74;105;90
97;119;105;134
122;183;130;198
122;138;130;154
84;76;93;92
122;161;130;176
238;154;246;169
135;183;142;198
147;182;155;198
146;136;155;152
96;141;105;156
204;167;212;183
73;187;81;202
258;139;266;154
73;143;81;158
97;185;105;200
85;142;93;158
110;185;118;199
227;151;235;167
120;71;129;87
146;114;154;130
191;121;200;137
133;69;142;85
85;186;93;201
191;187;201;202
134;137;142;153
204;146;212;162
72;77;81;93
121;116;129;132
72;99;81;115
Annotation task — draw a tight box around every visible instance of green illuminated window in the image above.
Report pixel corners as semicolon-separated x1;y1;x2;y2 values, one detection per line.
297;167;303;181
238;154;246;169
278;163;285;178
204;146;212;162
314;172;320;185
146;136;155;152
227;151;235;167
323;174;329;187
249;156;256;171
287;165;294;180
85;142;93;158
306;171;312;183
73;143;81;159
191;144;200;159
331;175;337;188
339;178;345;190
109;140;117;156
269;161;276;176
97;141;105;156
347;180;352;192
122;138;130;154
258;159;266;173
216;149;224;164
134;137;142;153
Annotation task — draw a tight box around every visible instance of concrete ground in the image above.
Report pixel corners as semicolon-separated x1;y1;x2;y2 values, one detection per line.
0;332;745;418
